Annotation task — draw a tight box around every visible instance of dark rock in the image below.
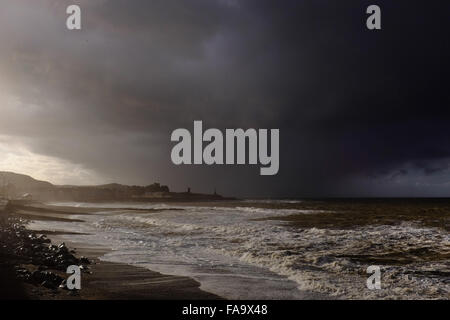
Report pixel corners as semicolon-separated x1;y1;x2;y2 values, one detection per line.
30;270;63;289
37;235;51;244
1;214;87;292
80;256;90;264
57;243;69;254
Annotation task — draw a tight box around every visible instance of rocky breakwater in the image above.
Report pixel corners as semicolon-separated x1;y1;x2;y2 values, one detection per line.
0;210;90;295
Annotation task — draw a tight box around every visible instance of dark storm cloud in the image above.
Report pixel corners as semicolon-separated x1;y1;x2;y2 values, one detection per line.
0;0;449;196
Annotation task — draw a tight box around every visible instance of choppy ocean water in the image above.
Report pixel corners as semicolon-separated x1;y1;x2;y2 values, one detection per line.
27;200;449;299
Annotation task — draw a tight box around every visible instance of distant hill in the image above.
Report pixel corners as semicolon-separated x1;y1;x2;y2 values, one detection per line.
94;183;129;190
0;171;172;201
0;172;54;190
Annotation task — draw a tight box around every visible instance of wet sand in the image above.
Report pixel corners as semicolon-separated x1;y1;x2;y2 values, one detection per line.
36;238;221;300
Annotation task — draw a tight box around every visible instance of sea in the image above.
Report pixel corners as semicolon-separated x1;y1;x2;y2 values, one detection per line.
27;199;449;299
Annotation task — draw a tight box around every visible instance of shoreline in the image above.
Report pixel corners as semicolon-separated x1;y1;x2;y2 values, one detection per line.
6;199;446;299
0;202;222;300
13;201;333;300
42;235;222;300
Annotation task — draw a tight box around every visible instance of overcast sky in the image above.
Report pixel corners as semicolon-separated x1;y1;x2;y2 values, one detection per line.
0;0;449;197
